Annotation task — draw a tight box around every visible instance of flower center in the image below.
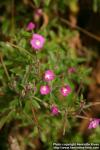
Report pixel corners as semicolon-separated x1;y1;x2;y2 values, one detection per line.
42;86;47;91
63;88;68;93
46;74;50;78
35;40;41;46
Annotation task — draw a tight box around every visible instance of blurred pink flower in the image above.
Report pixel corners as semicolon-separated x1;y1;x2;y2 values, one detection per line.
44;70;55;82
26;22;35;31
60;85;71;96
30;34;45;50
35;9;42;16
51;105;59;115
34;9;42;22
40;85;51;95
88;119;100;129
68;67;76;74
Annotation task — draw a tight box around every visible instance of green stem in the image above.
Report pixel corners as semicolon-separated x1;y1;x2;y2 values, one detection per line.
75;115;92;120
33;96;42;102
60;18;100;42
30;101;41;137
83;102;100;109
62;110;68;136
0;55;10;80
33;96;49;107
11;0;15;35
22;65;32;84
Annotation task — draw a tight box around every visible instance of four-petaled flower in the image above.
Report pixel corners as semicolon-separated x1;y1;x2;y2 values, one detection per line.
88;119;100;129
44;70;55;82
30;33;45;50
60;85;71;96
51;105;59;115
40;85;51;95
26;22;35;31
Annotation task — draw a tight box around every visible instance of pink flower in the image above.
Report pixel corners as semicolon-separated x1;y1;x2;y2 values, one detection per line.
88;119;100;129
26;22;35;31
68;67;76;74
44;70;55;82
40;85;51;95
34;9;42;22
60;85;71;96
30;34;45;50
35;9;42;16
51;105;59;115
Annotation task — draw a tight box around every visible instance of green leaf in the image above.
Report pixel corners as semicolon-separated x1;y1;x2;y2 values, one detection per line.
45;0;51;6
24;100;31;113
93;0;98;12
33;0;41;7
41;133;47;142
0;110;14;129
31;100;40;109
19;39;27;49
10;67;24;75
9;99;19;109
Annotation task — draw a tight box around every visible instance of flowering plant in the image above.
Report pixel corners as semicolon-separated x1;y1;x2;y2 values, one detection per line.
0;0;100;149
